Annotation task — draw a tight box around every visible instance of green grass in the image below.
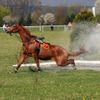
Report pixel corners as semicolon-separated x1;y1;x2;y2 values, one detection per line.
0;70;100;100
0;28;100;100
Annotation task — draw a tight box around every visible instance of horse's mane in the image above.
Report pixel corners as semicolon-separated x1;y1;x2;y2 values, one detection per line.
21;26;31;36
21;25;37;38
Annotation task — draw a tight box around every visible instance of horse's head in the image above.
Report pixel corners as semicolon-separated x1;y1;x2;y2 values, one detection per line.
3;24;20;35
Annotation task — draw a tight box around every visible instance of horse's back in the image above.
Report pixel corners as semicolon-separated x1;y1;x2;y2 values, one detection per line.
51;44;69;55
38;43;69;60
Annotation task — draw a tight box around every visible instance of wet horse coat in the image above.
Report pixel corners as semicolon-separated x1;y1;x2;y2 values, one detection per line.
4;24;85;72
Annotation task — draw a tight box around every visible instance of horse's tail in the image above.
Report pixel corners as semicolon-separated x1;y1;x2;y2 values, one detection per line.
69;46;85;56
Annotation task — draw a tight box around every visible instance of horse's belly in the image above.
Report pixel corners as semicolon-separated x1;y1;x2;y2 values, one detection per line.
38;49;52;60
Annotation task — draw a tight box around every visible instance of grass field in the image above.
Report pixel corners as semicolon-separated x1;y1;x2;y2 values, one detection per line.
0;28;100;100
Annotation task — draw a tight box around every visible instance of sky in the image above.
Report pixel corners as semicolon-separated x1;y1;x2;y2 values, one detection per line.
41;0;95;6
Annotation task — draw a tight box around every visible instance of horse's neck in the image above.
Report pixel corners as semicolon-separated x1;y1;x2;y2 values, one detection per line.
23;27;37;39
18;26;37;45
18;27;31;44
22;26;31;37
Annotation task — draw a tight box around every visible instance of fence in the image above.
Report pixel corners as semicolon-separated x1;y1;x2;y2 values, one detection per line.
25;25;68;32
0;24;69;34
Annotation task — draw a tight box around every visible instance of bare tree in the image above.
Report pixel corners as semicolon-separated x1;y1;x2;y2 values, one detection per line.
0;0;41;18
31;10;41;25
95;0;100;15
38;14;44;25
55;6;66;24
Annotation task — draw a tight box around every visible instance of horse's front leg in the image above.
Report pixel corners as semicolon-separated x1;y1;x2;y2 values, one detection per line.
15;53;27;72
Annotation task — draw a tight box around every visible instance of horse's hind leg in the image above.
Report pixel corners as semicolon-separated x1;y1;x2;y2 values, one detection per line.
55;58;76;70
32;53;41;71
55;57;69;66
68;59;76;70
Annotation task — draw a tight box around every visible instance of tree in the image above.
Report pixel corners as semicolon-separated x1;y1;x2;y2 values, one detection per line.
0;6;11;26
74;9;97;23
94;0;100;22
38;15;44;25
26;14;32;26
0;0;41;18
19;17;26;25
3;15;19;24
44;13;55;24
66;13;76;24
31;10;41;25
65;5;82;24
95;0;100;15
55;6;66;24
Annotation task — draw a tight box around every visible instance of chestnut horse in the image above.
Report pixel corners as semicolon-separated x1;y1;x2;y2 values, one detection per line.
3;24;85;72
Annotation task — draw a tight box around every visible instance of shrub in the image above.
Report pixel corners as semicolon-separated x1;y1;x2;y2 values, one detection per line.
74;9;97;23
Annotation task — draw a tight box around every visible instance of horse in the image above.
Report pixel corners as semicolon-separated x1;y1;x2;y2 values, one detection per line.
3;24;85;72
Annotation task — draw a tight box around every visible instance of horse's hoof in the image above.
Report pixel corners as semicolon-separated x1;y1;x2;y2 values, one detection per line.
29;66;35;72
73;67;77;70
29;66;42;72
14;68;18;73
71;65;77;70
38;68;42;71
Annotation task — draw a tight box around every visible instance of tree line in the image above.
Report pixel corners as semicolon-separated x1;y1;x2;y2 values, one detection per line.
0;0;99;26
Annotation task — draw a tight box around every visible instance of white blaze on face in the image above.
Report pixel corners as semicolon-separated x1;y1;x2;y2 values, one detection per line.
3;24;7;31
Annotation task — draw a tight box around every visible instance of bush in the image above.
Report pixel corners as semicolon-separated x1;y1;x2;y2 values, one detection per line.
0;6;11;26
19;14;32;26
74;9;97;23
65;13;76;24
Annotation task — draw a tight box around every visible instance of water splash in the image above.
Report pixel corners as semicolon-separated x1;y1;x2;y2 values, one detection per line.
71;22;100;60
